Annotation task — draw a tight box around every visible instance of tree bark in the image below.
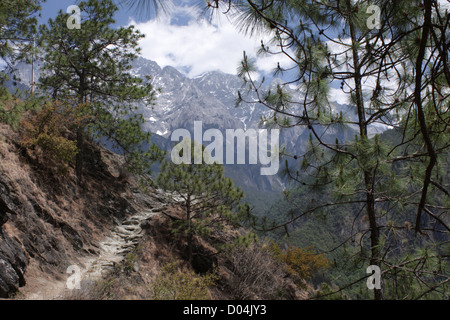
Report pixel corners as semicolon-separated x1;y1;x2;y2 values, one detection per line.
186;194;193;264
75;127;83;181
76;69;88;182
414;0;436;235
347;0;383;300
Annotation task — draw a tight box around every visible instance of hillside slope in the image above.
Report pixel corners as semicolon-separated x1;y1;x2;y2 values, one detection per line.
0;121;159;298
0;122;307;300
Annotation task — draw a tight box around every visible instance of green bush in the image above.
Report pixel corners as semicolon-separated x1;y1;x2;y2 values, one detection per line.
151;261;217;300
20;100;80;169
0;89;38;128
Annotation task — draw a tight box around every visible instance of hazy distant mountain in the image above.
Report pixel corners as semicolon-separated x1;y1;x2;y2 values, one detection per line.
7;56;392;194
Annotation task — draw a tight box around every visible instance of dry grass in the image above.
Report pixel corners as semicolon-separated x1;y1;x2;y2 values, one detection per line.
0;121;155;299
222;243;289;300
1;120;307;301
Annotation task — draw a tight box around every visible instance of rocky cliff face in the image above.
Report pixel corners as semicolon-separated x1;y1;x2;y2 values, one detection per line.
0;121;307;300
0;123;155;298
0;222;28;298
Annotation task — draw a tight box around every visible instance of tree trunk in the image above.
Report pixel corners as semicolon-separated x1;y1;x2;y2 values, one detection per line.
347;0;383;299
186;195;193;264
413;0;436;235
364;172;383;300
75;127;84;181
76;73;87;182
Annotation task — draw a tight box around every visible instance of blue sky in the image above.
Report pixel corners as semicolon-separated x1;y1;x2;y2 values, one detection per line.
38;0;292;79
39;0;141;27
30;0;450;111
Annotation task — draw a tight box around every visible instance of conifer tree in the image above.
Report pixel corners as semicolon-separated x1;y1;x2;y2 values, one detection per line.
205;0;449;300
38;0;162;179
0;0;43;84
157;140;248;264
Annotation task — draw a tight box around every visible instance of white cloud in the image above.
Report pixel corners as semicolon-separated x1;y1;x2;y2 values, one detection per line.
130;6;293;79
328;87;350;106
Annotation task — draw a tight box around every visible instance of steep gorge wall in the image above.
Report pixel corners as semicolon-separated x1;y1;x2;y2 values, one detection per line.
0;121;307;300
0;124;152;298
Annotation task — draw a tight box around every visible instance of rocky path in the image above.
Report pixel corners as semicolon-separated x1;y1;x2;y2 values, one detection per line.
24;205;166;300
80;206;165;280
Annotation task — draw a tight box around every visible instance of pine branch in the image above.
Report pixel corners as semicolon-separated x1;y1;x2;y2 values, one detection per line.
414;0;438;235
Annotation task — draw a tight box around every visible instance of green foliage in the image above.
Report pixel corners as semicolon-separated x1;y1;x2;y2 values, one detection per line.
315;283;349;300
89;277;118;300
212;0;450;300
0;0;42;83
267;241;329;286
0;90;22;127
157;140;248;261
33;133;78;164
121;251;139;275
20;100;80;169
151;261;217;300
258;170;449;299
0;89;40;128
38;0;164;176
382;246;449;300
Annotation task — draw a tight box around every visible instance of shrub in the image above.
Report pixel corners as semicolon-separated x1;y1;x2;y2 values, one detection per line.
226;242;288;299
151;261;217;300
267;241;329;287
20;100;86;169
0;89;38;128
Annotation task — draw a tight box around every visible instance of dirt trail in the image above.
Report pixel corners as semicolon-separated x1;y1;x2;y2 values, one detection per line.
22;206;165;300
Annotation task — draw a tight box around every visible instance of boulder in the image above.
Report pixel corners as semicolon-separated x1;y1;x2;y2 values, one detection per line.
0;196;13;226
0;210;7;227
0;258;20;298
0;229;28;298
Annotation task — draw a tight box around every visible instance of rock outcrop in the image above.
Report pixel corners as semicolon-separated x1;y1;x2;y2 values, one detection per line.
0;123;155;298
0;121;307;300
0;228;28;298
81;205;166;280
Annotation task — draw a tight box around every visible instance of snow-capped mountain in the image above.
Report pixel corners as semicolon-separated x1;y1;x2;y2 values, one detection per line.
127;57;367;151
130;57;251;137
7;56;392;193
8;55;358;144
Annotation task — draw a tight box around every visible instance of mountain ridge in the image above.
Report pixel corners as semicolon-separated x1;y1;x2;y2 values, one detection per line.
7;55;390;194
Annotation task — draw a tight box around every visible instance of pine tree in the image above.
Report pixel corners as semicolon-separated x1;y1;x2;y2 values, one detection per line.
0;0;43;129
0;0;42;84
38;0;163;180
157;140;248;264
208;0;449;300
